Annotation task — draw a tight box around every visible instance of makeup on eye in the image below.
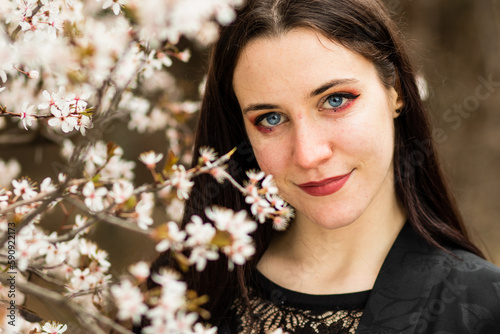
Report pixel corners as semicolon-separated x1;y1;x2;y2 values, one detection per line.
254;112;287;131
319;92;361;111
250;91;360;130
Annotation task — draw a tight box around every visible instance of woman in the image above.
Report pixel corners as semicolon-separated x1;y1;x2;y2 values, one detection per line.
151;0;500;332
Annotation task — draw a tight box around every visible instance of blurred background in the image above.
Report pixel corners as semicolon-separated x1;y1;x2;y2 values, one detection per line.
397;0;500;264
0;0;499;298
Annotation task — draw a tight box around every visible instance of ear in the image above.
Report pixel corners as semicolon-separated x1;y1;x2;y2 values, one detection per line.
388;86;404;118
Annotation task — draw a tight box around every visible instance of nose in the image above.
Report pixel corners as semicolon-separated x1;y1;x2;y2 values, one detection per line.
293;119;333;170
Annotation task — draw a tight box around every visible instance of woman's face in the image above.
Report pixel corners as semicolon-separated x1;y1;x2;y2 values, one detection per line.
233;28;403;230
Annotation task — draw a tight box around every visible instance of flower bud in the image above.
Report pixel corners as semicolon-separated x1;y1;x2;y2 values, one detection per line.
28;70;39;79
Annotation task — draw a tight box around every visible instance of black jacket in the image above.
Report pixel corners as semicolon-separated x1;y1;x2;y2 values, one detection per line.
356;223;500;333
218;224;500;333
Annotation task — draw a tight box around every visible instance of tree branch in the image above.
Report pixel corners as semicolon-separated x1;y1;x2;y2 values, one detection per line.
65;197;152;236
0;188;62;247
0;273;134;334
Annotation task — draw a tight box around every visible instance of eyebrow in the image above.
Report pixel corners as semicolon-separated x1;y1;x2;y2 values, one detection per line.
309;78;359;98
242;103;280;115
241;78;359;115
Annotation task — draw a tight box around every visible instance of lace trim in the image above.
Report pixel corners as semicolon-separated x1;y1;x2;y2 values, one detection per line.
232;292;363;334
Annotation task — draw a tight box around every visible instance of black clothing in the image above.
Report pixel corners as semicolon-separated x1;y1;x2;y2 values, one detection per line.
219;224;500;333
228;270;370;333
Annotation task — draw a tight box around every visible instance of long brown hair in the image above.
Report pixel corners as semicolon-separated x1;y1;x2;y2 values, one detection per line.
150;0;484;325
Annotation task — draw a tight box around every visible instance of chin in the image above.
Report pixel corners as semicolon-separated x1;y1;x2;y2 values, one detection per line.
314;216;359;231
297;205;365;231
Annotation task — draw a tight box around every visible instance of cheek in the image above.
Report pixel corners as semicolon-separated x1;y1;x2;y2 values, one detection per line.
341;113;395;166
252;144;286;176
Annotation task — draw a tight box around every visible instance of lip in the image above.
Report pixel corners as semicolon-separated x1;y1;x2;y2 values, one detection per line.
297;171;352;196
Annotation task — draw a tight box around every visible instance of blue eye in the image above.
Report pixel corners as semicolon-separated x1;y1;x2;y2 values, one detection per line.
326;96;343;108
255;112;284;128
321;93;360;111
266;113;281;125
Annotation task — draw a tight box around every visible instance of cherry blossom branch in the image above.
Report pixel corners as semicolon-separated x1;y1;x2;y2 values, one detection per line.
93;38;142;117
28;268;67;286
9;4;43;41
0;274;135;334
214;169;246;193
52;217;97;243
0;1;267;332
0;108;52;119
64;197;152;236
0;189;62;247
0;189;60;215
0;273;117;334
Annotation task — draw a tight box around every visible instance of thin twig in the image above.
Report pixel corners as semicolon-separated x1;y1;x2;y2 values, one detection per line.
0;189;60;216
0;188;62;247
53;217;97;243
0;112;53;119
65;197;152;236
10;4;43;40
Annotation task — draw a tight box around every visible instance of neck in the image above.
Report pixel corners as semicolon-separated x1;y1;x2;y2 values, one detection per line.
257;191;406;294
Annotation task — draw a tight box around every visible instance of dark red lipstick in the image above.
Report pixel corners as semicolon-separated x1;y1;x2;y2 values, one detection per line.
297;172;352;196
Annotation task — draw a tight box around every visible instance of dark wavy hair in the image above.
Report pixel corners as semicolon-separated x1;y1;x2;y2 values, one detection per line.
150;0;484;326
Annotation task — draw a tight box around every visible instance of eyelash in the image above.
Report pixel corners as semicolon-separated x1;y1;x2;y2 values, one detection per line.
318;92;360;111
254;112;286;132
252;92;360;132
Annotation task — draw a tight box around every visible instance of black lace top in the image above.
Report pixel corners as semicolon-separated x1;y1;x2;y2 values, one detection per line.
227;271;371;333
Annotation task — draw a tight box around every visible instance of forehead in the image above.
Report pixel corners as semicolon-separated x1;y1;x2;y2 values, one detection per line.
233;28;378;102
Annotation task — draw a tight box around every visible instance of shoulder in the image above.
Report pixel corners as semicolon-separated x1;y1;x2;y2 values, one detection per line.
430;246;500;309
445;247;500;283
422;246;500;303
384;223;500;285
396;230;500;304
408;247;500;333
405;236;500;333
359;224;500;333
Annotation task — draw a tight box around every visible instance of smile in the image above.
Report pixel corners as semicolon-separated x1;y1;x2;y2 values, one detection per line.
297;171;352;196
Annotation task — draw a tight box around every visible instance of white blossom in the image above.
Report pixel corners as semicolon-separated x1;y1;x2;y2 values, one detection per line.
45;242;70;266
193;323;218;334
148;269;187;318
155;221;186;252
101;0;127;15
246;169;265;183
129;261;150;281
189;246;219;271
185;215;216;246
109;180;134;204
12;178;37;200
199;146;218;165
166;198;185;221
40;177;56;193
41;322;68;334
170;165;194;200
82;181;108;212
139;151;163;168
19;101;36;130
135;192;154;230
111;279;147;323
48;104;78;133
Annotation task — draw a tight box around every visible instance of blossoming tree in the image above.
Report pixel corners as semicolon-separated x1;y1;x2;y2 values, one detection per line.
0;0;293;333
